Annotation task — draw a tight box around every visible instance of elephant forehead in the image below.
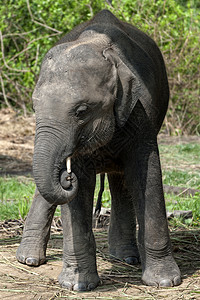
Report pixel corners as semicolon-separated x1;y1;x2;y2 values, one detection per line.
42;42;109;72
64;63;112;87
58;54;112;84
33;44;115;106
35;55;113;96
34;73;112;104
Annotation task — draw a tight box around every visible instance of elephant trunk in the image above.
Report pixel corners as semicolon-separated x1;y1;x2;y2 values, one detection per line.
33;127;78;205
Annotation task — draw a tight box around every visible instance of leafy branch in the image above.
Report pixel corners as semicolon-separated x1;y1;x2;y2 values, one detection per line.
0;0;199;134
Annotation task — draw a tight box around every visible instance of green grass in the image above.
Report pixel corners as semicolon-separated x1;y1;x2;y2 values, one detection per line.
94;174;200;227
0;142;199;226
94;175;111;208
0;176;35;220
165;192;200;227
159;143;200;170
162;169;200;189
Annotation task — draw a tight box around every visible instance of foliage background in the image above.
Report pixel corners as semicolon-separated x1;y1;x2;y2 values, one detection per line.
0;0;199;134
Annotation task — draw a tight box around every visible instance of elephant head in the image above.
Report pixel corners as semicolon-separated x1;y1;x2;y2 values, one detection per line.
32;36;141;205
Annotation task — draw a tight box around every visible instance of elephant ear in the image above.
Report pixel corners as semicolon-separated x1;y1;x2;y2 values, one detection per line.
103;47;141;127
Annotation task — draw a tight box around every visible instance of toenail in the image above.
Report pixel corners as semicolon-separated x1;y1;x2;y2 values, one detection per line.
159;279;173;287
61;281;73;290
124;256;139;265
88;283;96;290
73;282;87;291
17;255;25;263
174;276;181;286
26;257;39;266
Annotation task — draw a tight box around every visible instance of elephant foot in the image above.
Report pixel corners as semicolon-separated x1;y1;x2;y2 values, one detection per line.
142;255;181;287
109;244;140;265
58;266;100;291
16;235;47;266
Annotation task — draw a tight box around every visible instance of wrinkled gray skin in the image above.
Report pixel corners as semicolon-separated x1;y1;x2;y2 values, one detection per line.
16;10;181;291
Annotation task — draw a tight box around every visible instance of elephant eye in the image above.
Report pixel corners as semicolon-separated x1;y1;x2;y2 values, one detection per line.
75;104;89;118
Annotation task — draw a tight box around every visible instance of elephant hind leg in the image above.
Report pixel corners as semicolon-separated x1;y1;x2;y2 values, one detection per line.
125;136;181;287
108;172;140;265
16;188;56;266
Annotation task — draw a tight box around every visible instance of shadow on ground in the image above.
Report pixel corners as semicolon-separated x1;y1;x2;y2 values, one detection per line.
0;154;32;176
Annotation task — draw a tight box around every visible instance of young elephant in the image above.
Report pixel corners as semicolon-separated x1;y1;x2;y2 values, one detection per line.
16;10;181;291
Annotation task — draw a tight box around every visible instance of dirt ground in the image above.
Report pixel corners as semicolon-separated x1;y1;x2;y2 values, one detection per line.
0;227;199;300
0;108;35;175
0;108;200;299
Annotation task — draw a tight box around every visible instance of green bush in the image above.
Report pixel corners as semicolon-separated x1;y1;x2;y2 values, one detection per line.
0;0;199;133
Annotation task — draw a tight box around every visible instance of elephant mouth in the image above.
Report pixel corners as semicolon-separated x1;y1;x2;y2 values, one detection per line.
59;157;76;191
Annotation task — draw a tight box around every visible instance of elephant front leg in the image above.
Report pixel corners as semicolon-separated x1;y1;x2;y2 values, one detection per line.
16;188;56;266
58;162;100;291
108;172;140;265
126;137;181;287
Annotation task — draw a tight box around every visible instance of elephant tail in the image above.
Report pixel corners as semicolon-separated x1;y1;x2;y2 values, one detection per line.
94;173;105;216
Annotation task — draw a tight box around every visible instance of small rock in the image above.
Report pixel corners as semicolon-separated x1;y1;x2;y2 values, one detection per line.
167;210;193;220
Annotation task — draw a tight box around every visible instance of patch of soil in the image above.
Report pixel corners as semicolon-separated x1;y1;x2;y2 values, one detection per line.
0;108;35;175
158;134;200;145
